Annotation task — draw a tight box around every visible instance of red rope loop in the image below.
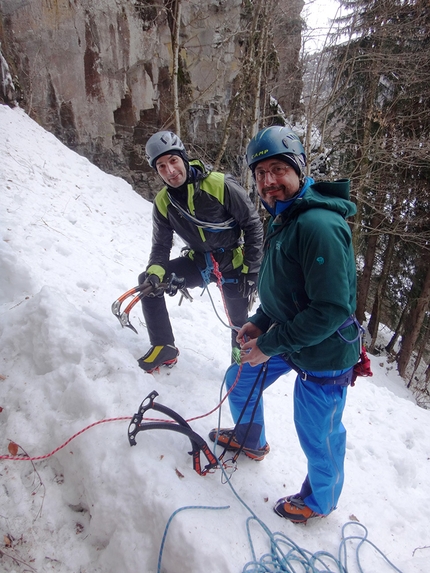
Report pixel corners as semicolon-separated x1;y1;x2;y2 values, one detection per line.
210;253;234;328
0;367;244;463
1;256;244;463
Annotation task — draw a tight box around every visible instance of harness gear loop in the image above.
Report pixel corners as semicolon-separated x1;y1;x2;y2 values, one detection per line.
337;314;365;345
128;391;218;476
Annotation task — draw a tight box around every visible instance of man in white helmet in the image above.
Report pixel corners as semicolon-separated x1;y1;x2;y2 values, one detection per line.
137;130;263;373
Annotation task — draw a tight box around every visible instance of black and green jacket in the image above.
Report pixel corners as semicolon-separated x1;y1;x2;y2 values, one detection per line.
250;178;360;371
147;160;263;279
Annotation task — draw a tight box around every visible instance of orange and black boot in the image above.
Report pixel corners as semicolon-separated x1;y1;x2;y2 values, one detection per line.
274;494;322;524
208;427;270;461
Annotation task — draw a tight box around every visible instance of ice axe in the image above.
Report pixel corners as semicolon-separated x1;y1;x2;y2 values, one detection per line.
111;273;192;334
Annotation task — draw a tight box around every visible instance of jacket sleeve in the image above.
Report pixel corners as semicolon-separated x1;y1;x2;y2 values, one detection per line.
223;175;264;274
145;201;174;279
248;305;272;333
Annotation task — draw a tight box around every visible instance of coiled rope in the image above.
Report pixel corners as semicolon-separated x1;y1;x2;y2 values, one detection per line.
156;374;405;573
1;263;404;572
156;456;405;573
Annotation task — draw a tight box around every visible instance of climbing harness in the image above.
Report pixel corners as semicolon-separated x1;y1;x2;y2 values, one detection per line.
128;390;218;476
193;252;244;338
281;355;355;387
279;314;372;387
199;251;239;287
111;273;192;334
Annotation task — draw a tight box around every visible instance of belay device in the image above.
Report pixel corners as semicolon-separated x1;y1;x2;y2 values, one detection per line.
128;391;218;476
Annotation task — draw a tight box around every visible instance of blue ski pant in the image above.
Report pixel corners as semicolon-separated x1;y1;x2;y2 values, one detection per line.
225;356;350;516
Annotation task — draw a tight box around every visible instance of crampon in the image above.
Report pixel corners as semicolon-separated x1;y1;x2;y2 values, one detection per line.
128;391;218;476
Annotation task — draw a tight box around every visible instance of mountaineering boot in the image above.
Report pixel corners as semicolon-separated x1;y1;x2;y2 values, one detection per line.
273;494;322;524
138;345;179;373
208;427;270;461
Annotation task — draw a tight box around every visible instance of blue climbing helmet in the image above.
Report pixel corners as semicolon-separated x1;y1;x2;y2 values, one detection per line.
145;131;187;169
246;126;306;177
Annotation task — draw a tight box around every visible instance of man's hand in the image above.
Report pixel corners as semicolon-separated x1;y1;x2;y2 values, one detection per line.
142;273;164;297
165;273;186;296
236;322;263;344
235;322;269;366
238;272;258;299
240;337;270;367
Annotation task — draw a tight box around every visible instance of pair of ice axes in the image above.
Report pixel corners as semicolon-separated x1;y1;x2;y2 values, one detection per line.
111;274;192;334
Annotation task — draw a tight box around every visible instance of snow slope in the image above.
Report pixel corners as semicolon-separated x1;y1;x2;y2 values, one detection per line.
1;105;429;573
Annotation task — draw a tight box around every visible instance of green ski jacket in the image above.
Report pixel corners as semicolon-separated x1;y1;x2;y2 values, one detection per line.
250;178;360;371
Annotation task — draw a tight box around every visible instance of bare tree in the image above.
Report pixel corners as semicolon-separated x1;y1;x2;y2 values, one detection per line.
398;258;430;378
310;0;430;386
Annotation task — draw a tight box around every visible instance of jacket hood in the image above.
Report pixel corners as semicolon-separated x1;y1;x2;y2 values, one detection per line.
188;159;211;182
284;178;356;221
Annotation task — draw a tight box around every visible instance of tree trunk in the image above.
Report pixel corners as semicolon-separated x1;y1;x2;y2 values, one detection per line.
407;323;429;389
368;233;395;351
385;305;406;355
214;0;273;172
355;181;388;324
356;230;378;324
171;0;182;136
398;256;430;378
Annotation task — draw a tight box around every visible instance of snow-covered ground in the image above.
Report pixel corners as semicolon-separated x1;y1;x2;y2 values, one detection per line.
1;105;429;572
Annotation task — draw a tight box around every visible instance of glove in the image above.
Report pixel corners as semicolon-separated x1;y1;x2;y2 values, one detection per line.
142;273;164;297
238;272;258;299
165;273;187;296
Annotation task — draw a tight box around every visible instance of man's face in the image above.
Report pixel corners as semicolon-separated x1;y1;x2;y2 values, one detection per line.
254;158;300;208
155;154;187;188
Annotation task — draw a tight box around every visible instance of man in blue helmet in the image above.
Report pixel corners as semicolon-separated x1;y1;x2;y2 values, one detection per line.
137;130;264;373
209;126;361;524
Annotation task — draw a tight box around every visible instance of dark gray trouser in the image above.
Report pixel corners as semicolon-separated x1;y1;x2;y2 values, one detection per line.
138;256;248;349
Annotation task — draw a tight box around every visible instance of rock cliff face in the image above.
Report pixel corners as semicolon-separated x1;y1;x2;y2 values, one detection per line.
0;0;303;197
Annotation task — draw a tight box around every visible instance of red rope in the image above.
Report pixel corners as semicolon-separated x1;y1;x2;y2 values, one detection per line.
0;366;243;462
0;417;131;462
210;253;234;328
1;257;243;463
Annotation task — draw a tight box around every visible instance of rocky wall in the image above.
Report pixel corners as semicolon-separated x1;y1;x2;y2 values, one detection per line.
0;0;303;198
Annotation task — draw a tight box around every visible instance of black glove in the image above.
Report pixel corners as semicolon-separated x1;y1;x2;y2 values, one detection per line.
165;273;187;296
238;272;258;299
142;273;164;297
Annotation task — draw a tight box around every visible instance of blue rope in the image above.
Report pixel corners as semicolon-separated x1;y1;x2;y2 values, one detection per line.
157;504;230;573
204;282;235;330
338;522;404;573
211;375;404;573
156;371;404;573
